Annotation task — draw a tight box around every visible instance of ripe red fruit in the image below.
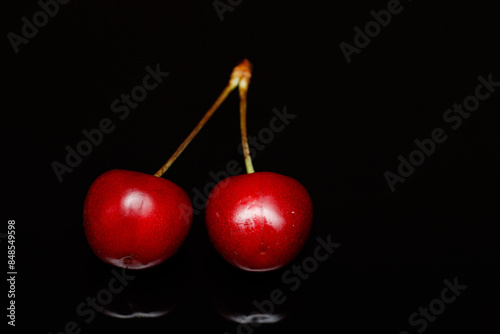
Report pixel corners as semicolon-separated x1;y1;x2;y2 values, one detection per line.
205;171;313;272
83;169;192;269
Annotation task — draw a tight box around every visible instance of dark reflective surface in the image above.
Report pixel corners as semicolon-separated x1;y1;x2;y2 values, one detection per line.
84;250;190;320
204;249;296;324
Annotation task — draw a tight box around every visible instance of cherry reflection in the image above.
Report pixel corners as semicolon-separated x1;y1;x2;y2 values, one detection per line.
84;249;189;319
205;251;295;325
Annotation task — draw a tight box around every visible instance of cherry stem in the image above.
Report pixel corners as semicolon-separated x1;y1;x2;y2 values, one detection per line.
237;60;255;174
154;59;251;178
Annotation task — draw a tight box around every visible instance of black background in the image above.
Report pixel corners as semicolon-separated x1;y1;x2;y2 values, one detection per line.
4;1;500;333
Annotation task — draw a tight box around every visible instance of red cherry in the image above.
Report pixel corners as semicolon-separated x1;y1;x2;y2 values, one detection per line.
82;60;255;270
83;169;193;270
205;171;313;272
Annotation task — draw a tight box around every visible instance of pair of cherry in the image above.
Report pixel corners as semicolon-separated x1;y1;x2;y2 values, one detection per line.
83;60;313;272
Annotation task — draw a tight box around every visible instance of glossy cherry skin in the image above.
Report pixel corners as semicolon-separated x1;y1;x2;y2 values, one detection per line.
83;169;193;270
205;172;313;272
